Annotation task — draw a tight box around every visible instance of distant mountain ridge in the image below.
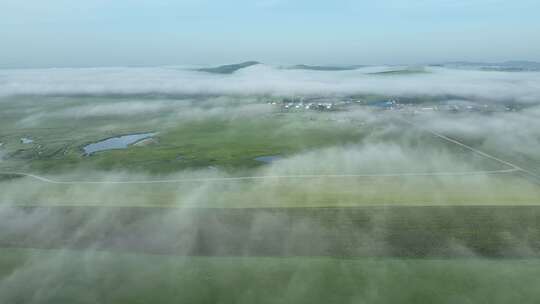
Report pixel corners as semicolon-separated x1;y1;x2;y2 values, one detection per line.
195;60;540;74
441;61;540;71
197;61;260;74
197;62;363;74
285;64;362;71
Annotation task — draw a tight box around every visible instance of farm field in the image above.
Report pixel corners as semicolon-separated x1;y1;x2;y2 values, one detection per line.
1;95;538;208
1;65;540;303
3;0;540;301
1;248;540;304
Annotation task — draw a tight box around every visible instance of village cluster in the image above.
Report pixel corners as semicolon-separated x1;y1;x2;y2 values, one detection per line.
268;97;519;114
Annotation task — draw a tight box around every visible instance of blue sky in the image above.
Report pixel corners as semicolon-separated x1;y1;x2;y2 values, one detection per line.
1;0;539;67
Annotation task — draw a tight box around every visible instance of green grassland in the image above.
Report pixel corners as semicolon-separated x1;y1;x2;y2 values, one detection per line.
0;96;370;174
1;95;539;207
2;95;540;302
0;95;514;176
3;205;540;257
2;173;539;207
1;248;539;304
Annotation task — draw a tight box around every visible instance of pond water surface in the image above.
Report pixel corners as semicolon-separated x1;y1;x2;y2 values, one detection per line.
254;155;282;164
21;138;34;144
83;132;157;155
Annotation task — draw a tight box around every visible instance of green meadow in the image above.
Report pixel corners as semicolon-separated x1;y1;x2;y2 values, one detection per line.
1;94;540;303
1;249;540;304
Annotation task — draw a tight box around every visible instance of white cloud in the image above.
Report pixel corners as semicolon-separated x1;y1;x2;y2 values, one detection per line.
1;65;539;103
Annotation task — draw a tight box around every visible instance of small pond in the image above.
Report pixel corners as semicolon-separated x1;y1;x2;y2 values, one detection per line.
254;155;282;164
83;132;157;155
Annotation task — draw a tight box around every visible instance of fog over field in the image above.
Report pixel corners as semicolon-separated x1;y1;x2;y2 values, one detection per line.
1;65;539;206
1;64;540;303
2;0;540;300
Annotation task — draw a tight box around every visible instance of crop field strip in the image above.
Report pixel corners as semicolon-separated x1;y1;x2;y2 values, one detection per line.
2;205;540;258
0;168;521;185
2;109;539;259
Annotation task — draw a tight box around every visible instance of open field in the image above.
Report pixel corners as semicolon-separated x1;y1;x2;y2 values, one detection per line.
2;205;540;257
1;172;539;207
1;66;540;303
3;0;540;299
0;96;371;173
1;248;540;304
1;94;539;208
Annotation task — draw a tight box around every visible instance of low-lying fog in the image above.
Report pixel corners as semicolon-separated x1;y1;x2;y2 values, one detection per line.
1;65;539;207
1;64;540;303
1;65;540;102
